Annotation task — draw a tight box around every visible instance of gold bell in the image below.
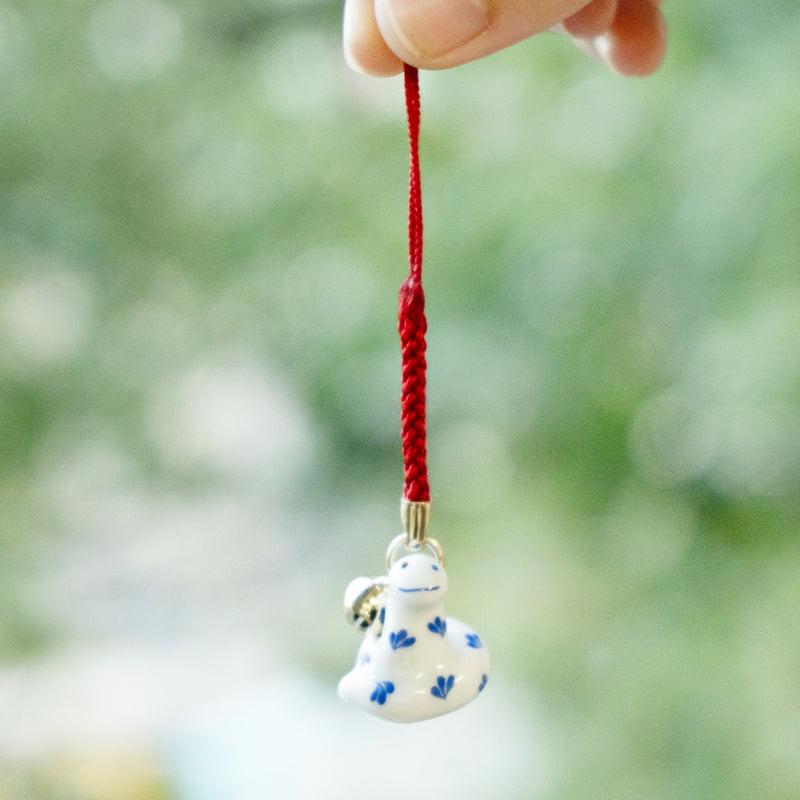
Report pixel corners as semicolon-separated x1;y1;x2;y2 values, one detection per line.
343;576;388;633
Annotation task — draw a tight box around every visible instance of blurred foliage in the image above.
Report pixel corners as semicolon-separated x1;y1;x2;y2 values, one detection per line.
1;0;800;799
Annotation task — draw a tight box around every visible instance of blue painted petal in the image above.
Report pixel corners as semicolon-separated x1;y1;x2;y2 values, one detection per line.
371;681;395;705
431;674;455;699
390;629;417;650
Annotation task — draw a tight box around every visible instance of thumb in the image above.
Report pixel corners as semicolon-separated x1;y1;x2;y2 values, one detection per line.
374;0;589;70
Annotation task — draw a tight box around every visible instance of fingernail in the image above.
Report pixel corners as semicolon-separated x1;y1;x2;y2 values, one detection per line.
383;0;489;60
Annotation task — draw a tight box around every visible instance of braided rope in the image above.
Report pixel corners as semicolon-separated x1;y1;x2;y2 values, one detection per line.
399;64;430;503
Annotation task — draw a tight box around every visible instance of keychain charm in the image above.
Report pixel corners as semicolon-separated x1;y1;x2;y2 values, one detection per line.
338;66;489;722
339;500;490;722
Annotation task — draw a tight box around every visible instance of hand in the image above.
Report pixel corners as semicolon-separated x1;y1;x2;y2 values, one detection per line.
344;0;668;77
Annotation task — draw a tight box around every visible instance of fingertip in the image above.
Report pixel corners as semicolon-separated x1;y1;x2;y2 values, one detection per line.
374;0;490;68
344;43;404;77
343;0;404;77
603;0;667;76
563;0;617;39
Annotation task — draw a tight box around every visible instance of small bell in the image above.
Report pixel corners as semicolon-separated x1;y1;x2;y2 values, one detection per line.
343;576;388;634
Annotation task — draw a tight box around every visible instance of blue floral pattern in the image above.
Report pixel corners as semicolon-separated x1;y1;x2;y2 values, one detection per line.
370;681;395;705
465;633;483;649
478;674;488;692
427;616;447;637
431;674;455;700
389;629;416;650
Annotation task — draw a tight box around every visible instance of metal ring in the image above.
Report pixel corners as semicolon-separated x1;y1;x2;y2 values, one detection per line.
386;532;444;569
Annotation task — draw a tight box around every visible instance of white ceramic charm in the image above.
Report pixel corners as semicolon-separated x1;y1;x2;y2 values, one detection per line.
338;552;490;722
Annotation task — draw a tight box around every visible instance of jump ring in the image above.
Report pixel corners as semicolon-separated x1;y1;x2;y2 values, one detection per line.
386;533;444;569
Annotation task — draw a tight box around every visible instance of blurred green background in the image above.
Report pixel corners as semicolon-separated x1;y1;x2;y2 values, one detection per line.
2;0;800;798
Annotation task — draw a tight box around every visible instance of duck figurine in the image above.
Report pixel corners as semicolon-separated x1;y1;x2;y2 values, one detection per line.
338;551;490;722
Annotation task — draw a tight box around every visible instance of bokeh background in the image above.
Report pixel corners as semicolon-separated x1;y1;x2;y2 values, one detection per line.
2;0;800;798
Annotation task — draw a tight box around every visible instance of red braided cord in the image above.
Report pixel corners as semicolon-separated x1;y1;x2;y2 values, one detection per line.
399;64;429;503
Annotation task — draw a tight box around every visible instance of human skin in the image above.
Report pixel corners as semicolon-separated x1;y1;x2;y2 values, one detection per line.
344;0;668;77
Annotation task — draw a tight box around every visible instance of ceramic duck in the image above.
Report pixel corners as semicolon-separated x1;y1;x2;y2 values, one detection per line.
338;552;490;722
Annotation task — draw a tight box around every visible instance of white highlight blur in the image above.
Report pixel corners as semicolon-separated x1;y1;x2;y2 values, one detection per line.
146;353;313;483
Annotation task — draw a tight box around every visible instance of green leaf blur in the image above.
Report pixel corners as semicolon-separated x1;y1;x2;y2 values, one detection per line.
1;1;799;799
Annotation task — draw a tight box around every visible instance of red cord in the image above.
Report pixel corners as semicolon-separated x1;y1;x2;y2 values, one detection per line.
399;64;430;503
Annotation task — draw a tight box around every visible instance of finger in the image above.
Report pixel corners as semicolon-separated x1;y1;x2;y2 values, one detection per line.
563;0;617;39
344;0;404;76
599;0;667;76
374;0;591;71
